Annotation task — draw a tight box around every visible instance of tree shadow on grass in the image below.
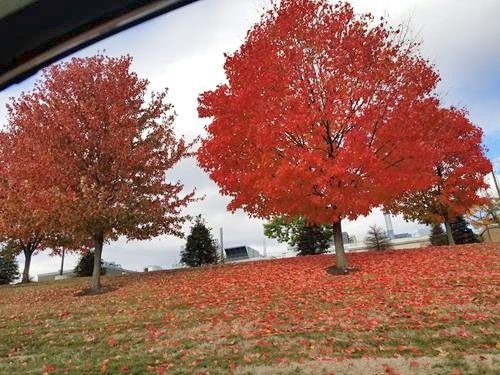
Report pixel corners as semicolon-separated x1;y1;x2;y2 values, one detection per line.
325;266;360;276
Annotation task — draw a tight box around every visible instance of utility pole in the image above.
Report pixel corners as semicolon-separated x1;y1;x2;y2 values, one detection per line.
263;237;267;258
219;227;224;264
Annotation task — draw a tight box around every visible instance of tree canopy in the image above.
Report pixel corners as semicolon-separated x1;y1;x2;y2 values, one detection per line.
387;105;491;244
264;217;331;247
4;55;196;290
264;216;332;255
0;132;79;282
198;0;442;269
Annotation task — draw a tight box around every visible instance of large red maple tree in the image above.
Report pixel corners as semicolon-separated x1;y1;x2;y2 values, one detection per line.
387;105;491;244
198;0;441;270
5;55;195;290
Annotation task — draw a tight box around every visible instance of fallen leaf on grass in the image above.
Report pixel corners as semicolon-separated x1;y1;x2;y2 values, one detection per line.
435;347;449;357
43;364;56;374
100;359;109;373
107;336;118;348
382;363;400;375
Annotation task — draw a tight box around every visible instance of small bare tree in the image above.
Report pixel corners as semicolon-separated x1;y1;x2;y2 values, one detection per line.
364;225;391;251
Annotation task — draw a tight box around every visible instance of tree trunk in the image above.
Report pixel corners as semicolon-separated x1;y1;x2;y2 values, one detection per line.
333;220;348;271
444;220;455;245
90;232;104;291
21;248;32;283
59;248;65;276
219;227;224;264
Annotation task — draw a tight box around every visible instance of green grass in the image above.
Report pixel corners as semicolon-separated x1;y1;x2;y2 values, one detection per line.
0;244;499;374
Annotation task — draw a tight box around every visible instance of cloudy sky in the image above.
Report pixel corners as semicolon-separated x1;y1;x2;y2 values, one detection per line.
1;0;499;279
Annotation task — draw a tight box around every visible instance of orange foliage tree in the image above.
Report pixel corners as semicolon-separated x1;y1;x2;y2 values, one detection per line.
198;0;441;270
4;55;196;290
387;106;491;244
0;131;78;282
0;134;44;283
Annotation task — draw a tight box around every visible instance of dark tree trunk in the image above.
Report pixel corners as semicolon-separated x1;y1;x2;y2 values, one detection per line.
90;231;104;291
21;248;33;283
59;248;65;276
333;220;348;270
444;220;455;245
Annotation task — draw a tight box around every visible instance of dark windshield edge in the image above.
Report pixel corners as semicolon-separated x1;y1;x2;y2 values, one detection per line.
0;0;199;91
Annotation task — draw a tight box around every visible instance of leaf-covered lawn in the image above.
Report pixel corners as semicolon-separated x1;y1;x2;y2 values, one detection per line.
1;244;499;374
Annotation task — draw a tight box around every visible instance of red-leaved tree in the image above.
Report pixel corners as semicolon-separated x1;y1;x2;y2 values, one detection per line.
387;105;491;244
0;131;48;282
0;131;80;282
6;55;196;290
198;0;441;270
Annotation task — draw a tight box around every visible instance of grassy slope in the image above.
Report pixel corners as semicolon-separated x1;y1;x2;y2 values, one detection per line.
0;244;499;374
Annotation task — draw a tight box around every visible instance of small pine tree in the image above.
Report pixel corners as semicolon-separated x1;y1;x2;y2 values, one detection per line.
429;223;448;246
74;252;106;277
451;216;479;244
180;215;218;267
0;246;20;284
296;224;330;256
364;225;391;250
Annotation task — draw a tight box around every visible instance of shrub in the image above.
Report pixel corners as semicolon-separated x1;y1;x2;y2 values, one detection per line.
0;247;19;284
181;215;218;267
429;223;448;246
364;225;391;250
451;216;480;244
74;252;106;277
296;224;331;255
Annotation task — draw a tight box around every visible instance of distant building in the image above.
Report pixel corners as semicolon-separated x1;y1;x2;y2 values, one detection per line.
346;235;430;252
37;270;75;282
417;228;431;237
102;261;135;276
37;262;135;282
342;232;350;244
393;233;411;239
224;246;262;262
384;213;395;239
143;265;162;272
340;232;356;244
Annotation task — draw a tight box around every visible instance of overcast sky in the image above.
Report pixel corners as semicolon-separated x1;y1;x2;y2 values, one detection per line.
1;0;499;279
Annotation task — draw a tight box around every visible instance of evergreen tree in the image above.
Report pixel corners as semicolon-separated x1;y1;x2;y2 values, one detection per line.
429;223;449;246
74;252;106;277
364;225;391;250
296;224;331;256
0;245;19;284
180;215;218;267
451;216;479;244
